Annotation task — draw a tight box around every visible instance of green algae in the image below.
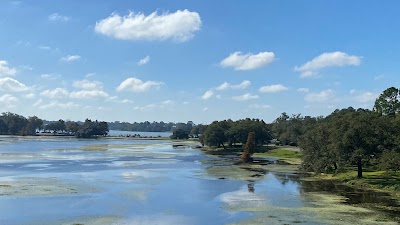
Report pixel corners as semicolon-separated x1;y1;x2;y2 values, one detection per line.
226;192;399;225
0;177;99;197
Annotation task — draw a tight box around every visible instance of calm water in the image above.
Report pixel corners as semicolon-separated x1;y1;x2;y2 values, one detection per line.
0;136;398;225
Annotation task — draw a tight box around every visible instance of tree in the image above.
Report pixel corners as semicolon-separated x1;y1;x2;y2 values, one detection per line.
241;132;255;163
170;128;189;139
75;119;109;138
379;150;400;173
25;116;43;135
0;112;28;135
374;87;400;116
66;121;80;134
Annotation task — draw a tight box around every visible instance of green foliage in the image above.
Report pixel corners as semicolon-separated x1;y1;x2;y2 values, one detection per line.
379;150;400;173
201;118;272;148
170;128;189;139
271;113;318;145
75;119;109;138
45;119;66;133
373;87;400;116
0;112;28;135
241;132;255;163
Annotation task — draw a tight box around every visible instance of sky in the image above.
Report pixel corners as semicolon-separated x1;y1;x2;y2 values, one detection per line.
1;0;400;124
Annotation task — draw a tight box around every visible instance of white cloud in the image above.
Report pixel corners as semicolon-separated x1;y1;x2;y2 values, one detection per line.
40;88;69;99
137;56;150;66
61;55;81;62
73;79;103;90
41;73;61;80
297;88;310;93
201;90;214;100
0;77;29;92
38;45;51;50
216;80;251;91
33;99;43;107
95;10;202;42
374;74;384;80
48;13;70;22
0;60;17;76
70;90;109;99
304;89;335;103
232;93;259;101
85;72;96;78
295;51;361;78
249;104;270;109
134;100;174;111
259;84;288;93
38;101;79;110
117;77;163;93
202;107;208;111
161;100;174;105
25;93;35;99
0;94;18;108
220;51;275;71
121;99;133;104
350;91;378;103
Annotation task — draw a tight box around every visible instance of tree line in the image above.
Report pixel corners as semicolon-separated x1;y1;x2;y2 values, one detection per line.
198;87;400;176
0;112;108;138
198;118;272;148
108;121;199;133
299;87;400;177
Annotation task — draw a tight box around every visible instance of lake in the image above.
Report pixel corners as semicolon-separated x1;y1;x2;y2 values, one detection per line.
0;136;398;225
108;130;172;137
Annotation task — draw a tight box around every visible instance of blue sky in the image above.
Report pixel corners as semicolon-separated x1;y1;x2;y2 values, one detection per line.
0;0;399;124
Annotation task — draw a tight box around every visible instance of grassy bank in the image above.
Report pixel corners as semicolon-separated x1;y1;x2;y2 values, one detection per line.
306;170;400;198
253;148;302;165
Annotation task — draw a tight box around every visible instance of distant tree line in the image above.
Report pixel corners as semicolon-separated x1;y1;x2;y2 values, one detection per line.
199;118;272;148
108;121;194;132
0;112;108;138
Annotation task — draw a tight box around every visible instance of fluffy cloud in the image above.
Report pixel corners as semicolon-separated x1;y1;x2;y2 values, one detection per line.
232;93;259;101
259;84;288;93
201;90;214;100
41;73;61;80
220;51;275;71
25;93;35;99
48;13;70;22
73;79;103;90
304;89;335;103
137;56;150;66
117;77;163;92
0;77;29;92
295;51;361;78
95;10;201;42
70;90;109;99
297;88;310;93
134;100;175;111
216;80;251;91
61;55;81;62
40;88;69;99
351;91;378;103
38;101;79;110
0;94;18;108
0;61;17;76
249;104;270;109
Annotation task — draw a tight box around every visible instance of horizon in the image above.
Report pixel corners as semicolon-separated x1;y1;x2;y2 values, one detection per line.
1;1;399;124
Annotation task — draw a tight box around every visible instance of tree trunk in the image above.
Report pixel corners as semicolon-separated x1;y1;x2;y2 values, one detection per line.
221;142;227;150
357;158;363;178
333;162;338;171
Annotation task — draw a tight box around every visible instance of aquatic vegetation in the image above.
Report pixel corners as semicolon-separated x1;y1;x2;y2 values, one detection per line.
0;177;99;196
